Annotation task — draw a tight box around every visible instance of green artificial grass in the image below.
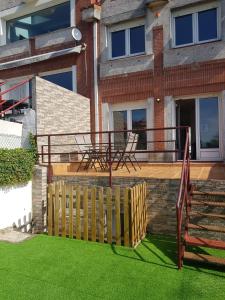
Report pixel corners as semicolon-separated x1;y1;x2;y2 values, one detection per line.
0;234;225;300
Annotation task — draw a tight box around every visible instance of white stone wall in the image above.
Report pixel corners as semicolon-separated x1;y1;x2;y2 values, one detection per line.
0;182;32;230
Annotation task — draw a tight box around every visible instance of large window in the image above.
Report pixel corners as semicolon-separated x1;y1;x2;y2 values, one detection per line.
110;24;145;59
173;6;219;47
6;1;70;43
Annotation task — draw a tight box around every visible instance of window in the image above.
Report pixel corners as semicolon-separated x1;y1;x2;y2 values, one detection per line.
173;6;219;47
110;24;145;59
6;1;70;43
112;108;147;150
42;71;73;91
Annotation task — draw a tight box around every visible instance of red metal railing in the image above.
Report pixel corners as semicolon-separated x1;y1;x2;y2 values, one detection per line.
0;78;32;117
35;126;189;185
176;127;191;269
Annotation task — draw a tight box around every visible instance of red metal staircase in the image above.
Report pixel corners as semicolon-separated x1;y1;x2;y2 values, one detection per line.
0;78;31;119
176;129;225;269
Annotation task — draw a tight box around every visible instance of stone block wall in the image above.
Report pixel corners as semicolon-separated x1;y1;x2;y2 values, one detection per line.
33;77;91;163
32;165;47;233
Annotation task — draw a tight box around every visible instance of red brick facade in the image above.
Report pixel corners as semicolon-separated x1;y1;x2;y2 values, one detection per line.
100;25;225;133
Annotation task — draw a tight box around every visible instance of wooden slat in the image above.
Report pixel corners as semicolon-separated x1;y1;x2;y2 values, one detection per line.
133;186;137;246
130;188;135;247
99;187;104;243
83;187;89;241
115;186;121;246
124;188;130;247
91;187;97;242
137;185;141;242
76;186;81;240
47;183;53;236
106;187;112;244
69;185;74;239
54;182;60;237
61;183;66;237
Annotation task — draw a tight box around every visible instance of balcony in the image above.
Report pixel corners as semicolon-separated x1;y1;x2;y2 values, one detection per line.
0;27;78;66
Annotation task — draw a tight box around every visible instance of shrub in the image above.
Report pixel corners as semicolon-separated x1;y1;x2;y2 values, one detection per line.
0;148;36;187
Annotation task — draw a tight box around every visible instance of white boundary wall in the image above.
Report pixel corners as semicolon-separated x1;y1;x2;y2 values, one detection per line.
0;181;32;230
0;119;23;149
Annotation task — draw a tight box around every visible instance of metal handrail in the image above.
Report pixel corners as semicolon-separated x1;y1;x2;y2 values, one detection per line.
176;127;191;269
35;126;189;185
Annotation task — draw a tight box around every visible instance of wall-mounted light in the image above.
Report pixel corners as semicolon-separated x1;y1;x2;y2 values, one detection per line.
156;98;161;103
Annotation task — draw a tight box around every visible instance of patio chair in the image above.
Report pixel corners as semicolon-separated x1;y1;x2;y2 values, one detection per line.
115;133;141;173
75;135;108;172
75;135;92;171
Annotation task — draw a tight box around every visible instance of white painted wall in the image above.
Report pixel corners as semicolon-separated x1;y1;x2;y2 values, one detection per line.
0;119;22;136
0;181;32;230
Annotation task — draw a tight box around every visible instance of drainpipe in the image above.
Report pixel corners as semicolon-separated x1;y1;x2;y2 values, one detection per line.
93;21;99;142
82;4;101;140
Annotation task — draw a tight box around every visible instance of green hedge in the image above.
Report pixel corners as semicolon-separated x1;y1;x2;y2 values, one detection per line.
0;135;37;187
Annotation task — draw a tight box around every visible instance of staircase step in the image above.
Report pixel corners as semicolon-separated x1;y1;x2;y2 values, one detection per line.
189;211;225;219
188;223;225;233
184;251;225;266
184;234;225;250
192;191;225;197
191;200;225;207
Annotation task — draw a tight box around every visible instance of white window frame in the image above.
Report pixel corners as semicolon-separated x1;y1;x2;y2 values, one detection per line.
172;2;221;48
108;19;146;60
0;0;73;46
39;66;77;92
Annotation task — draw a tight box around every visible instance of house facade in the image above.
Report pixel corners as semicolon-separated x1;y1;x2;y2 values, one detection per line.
100;0;225;162
0;0;225;162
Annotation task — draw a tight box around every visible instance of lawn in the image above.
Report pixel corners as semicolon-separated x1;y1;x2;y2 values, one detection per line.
0;235;225;300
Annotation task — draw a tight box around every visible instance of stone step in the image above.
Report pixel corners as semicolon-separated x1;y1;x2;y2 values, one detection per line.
184;251;225;266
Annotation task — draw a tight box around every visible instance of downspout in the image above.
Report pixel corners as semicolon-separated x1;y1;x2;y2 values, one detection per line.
93;21;99;141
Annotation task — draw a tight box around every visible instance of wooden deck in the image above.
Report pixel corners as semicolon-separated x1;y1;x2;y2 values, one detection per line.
52;162;225;181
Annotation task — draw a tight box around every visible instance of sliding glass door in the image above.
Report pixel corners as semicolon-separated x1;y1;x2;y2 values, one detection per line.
112;107;147;159
196;97;222;160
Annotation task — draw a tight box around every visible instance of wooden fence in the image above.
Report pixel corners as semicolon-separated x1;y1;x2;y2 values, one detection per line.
47;181;147;247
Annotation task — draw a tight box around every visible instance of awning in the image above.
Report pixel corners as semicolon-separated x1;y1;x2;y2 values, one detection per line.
0;45;84;71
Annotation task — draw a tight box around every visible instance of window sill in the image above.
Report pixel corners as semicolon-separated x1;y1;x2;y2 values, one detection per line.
107;53;152;62
172;39;222;50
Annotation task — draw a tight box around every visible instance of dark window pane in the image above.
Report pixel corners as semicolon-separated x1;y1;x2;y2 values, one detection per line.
43;71;73;91
175;14;193;46
6;2;70;43
113;111;127;149
130;25;145;54
132;109;147;150
111;30;126;58
200;98;219;149
198;8;217;41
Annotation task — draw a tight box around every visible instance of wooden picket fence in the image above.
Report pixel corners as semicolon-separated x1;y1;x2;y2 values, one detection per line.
47;181;147;247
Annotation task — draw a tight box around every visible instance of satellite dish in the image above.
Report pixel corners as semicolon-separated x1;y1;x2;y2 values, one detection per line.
72;28;82;42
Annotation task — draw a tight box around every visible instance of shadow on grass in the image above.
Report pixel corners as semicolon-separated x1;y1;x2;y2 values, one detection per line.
111;234;225;278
